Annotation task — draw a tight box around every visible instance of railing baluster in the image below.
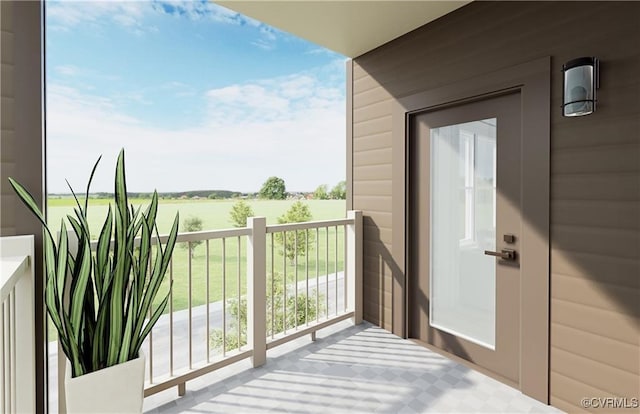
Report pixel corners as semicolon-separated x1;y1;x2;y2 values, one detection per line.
169;258;174;377
11;288;16;412
344;224;348;312
283;231;287;334
237;236;241;350
305;229;309;327
294;230;298;329
1;302;6;414
270;233;275;338
222;238;227;357
188;242;193;370
7;296;12;413
316;227;320;322
206;240;210;364
335;226;339;316
325;226;329;318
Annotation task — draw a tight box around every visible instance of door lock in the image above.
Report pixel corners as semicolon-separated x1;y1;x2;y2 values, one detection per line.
484;248;517;261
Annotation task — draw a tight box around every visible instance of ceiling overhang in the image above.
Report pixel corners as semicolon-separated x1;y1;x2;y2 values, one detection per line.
214;1;471;58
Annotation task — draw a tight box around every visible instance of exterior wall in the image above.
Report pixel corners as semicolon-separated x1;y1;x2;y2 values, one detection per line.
0;1;45;413
350;2;639;411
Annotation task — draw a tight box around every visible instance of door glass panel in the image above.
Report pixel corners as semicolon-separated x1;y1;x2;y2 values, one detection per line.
430;118;497;349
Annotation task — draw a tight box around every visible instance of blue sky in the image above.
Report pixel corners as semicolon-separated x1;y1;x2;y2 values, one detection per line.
45;0;346;193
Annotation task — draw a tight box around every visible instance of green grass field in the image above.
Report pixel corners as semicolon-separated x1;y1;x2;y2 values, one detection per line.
46;198;347;341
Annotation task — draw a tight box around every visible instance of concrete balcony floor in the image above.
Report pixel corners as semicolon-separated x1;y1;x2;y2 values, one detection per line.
143;320;560;413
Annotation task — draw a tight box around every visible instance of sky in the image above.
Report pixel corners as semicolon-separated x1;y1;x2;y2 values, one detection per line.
45;0;347;194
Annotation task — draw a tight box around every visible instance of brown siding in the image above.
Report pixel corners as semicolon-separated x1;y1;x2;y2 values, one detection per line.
351;1;639;410
0;2;45;412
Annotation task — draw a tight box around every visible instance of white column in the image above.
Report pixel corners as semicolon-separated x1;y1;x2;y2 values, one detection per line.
247;217;266;367
346;211;363;324
0;235;35;414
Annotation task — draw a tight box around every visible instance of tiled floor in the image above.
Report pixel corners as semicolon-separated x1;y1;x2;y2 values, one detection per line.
143;321;561;413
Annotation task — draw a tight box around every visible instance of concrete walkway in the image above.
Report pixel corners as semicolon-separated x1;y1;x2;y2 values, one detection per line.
142;320;561;413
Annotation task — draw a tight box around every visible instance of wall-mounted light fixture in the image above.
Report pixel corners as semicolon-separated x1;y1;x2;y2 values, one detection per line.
562;57;599;117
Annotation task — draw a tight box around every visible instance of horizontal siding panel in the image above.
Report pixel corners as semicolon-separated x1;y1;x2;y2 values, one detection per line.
0;226;16;237
353;195;392;213
552;144;639;175
353;85;391;109
552;224;639;259
353;99;393;124
361;210;392;228
551;272;639;317
550;372;625;414
1;62;13;97
363;274;394;296
353;131;392;152
363;284;393;306
552;173;640;201
0;130;14;162
354;180;392;197
363;223;392;245
0;162;15;195
353;147;392;167
552;200;639;231
1;30;13;64
352;63;370;81
362;226;392;244
551;322;639;374
551;347;639;398
353;115;391;137
552;115;639;150
353;73;385;95
551;249;639;289
363;239;392;255
551;298;638;346
1;96;14;129
353;164;392;182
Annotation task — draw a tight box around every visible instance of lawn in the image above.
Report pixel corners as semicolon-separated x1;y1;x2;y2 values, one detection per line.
46;198;347;340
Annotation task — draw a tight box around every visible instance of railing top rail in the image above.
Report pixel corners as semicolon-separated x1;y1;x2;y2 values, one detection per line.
266;217;353;233
0;255;30;302
89;227;252;249
87;216;357;249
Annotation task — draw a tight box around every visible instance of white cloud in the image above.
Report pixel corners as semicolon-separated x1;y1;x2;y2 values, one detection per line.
46;71;346;194
46;1;150;33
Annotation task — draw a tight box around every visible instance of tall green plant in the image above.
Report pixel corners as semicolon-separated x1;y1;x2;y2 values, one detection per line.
8;149;178;377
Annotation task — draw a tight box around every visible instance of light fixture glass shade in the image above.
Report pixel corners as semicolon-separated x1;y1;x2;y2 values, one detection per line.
562;57;598;117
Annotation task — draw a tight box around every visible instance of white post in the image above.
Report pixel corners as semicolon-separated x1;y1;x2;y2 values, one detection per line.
346;211;363;324
247;217;267;367
0;235;35;414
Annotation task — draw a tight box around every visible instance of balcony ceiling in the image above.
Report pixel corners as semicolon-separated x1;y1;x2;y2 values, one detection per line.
214;1;471;58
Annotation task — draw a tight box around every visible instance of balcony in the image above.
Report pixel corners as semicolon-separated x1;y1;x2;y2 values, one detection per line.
3;213;556;413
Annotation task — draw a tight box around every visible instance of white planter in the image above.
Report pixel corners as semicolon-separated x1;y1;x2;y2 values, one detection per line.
65;351;145;414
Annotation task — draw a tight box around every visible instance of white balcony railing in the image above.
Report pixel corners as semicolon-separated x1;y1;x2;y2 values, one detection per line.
56;211;362;408
0;235;36;414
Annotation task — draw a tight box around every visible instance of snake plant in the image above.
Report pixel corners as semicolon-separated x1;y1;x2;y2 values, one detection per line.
8;149;178;377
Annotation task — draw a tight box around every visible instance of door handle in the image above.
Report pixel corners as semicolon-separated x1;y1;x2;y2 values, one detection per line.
484;248;517;261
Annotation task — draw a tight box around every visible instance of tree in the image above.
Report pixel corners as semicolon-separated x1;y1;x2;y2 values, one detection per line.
313;184;329;200
209;271;324;353
330;180;346;200
229;200;254;228
182;216;203;255
258;176;286;200
275;201;315;263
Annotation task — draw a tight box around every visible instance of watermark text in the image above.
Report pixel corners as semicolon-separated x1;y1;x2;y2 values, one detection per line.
581;397;639;409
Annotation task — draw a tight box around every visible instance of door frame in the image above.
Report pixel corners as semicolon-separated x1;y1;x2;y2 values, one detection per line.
391;57;550;403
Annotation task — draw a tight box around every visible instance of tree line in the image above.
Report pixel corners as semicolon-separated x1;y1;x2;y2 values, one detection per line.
79;176;346;201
